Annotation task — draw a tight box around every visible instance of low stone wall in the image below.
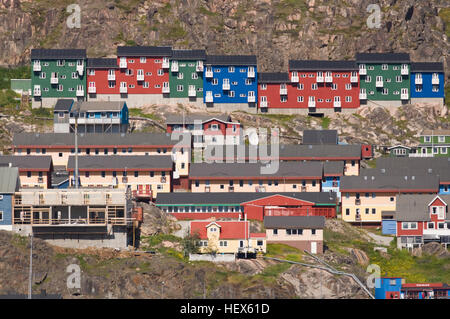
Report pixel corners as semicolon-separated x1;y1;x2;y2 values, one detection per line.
189;253;236;262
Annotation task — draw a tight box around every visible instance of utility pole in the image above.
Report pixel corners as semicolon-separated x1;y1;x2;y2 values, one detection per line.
75;111;79;189
28;233;33;299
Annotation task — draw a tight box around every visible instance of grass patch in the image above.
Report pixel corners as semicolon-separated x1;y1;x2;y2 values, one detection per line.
438;8;450;38
321;116;331;129
141;233;181;249
445;83;450;109
365;158;377;168
128;108;162;121
253;262;292;284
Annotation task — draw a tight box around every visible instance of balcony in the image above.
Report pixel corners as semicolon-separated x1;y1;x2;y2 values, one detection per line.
88;86;96;94
301;186;307;192
333;100;341;108
228;186;234;192
33;85;41;96
33;63;41;72
316;74;324;82
376;79;383;88
119;59;127;68
108;73;116;81
120;86;127;94
415;76;422;85
401;65;409;75
136;72;144;81
432;76;439;85
205;186;210;192
77;64;84;76
171;62;179;72
350;75;358;83
359;67;367;76
279;87;287;95
355;198;361;205
255;186;266;192
359;91;367;100
260;100;268;108
196;61;204;72
205;92;213;103
222;81;230;90
50;77;59;84
188;87;196;97
291;73;299;83
401;91;409;100
205;68;213;78
76;88;84;96
161;176;167;183
308;100;315;108
248;94;256;103
162;58;169;69
325;73;333;83
248;68;255;78
162;84;170;94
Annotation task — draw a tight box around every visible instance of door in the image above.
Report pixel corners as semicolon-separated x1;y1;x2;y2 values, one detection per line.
311;242;317;254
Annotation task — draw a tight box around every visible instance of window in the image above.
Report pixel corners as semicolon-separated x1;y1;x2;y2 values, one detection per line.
345;84;352;90
297;83;304;90
365;208;369;215
245;79;252;85
365;76;371;83
228;66;235;73
125;69;133;76
143;82;149;88
140;57;146;63
390;197;394;202
157;69;164;76
297;96;304;102
101;171;106;178
345;96;352;102
261;84;267;90
424;136;431;142
177;85;183;92
438;136;445;143
228;91;235;97
311;229;316;235
331;83;337;90
382;88;388;95
177;73;183;80
382;64;388;70
134;171;138;178
39;72;46;79
280;96;287;103
273;229;278;235
212;78;218;85
0;211;2;221
191;73;198;80
57;60;65;66
372;208;376;215
311;83;318;90
428;222;434;229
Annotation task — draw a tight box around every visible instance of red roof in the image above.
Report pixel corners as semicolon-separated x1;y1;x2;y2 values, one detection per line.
250;233;266;238
190;221;251;240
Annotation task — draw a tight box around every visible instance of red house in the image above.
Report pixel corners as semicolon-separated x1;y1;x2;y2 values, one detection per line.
115;46;172;106
396;194;450;249
288;60;360;112
257;72;291;112
86;58;120;98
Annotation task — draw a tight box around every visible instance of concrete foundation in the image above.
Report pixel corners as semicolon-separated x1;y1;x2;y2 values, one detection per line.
87;93;205;108
260;107;358;115
364;100;408;107
410;97;444;106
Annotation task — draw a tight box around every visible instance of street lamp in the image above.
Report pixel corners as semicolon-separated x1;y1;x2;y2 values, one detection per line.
72;110;79;189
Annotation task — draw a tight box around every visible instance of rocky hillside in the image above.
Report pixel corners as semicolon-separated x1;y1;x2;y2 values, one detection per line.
0;0;449;74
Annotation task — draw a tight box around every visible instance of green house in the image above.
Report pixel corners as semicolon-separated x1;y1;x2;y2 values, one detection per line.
356;53;410;106
31;49;87;108
416;130;450;157
169;50;206;99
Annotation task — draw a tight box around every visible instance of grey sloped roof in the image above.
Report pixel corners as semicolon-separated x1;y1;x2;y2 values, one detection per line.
203;144;361;160
206;55;257;65
189;161;322;178
421;129;450;136
54;99;74;112
355;52;410;63
303;130;338;145
289;60;357;71
410;62;444;72
156;192;337;205
340;173;439;191
264;216;325;229
117;46;172;57
86;58;119;69
395;195;450;221
31;49;86;59
13;133;191;147
73;101;126;112
258;73;290;83
323;161;345;176
67;155;173;170
0;167;19;193
165;113;232;125
171;50;206;60
0;156;52;171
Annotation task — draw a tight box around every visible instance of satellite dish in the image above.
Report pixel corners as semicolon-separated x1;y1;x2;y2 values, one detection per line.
248;131;259;146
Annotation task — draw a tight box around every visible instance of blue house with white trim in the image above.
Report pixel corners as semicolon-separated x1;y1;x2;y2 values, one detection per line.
410;62;445;106
203;55;257;111
0;167;20;231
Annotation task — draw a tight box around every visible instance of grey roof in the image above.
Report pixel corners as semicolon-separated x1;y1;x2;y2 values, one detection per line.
303;130;338;145
374;157;450;182
73;101;126;112
165;113;232;125
264;216;326;229
340;173;439;191
206;55;257;66
67;155;173;170
323;161;345;176
258;72;290;83
117;46;172;57
86;58;119;69
31;49;86;60
189;161;323;178
0;156;52;171
156;192;337;205
0;167;20;193
421;129;450;136
171;50;206;60
395;195;450;222
13;133;191;147
289;60;357;71
410;62;444;73
54;99;74;112
355;53;410;63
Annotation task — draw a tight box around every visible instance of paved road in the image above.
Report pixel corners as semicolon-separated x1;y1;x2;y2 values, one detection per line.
366;231;394;246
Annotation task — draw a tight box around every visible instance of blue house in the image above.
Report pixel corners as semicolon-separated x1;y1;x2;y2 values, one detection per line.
410;62;445;106
69;100;129;133
375;277;403;299
0;167;20;231
203;55;257;111
321;161;343;199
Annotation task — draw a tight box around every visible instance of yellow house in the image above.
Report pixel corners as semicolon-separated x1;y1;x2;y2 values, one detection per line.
190;220;266;255
67;155;172;198
0;155;53;189
341;173;439;224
